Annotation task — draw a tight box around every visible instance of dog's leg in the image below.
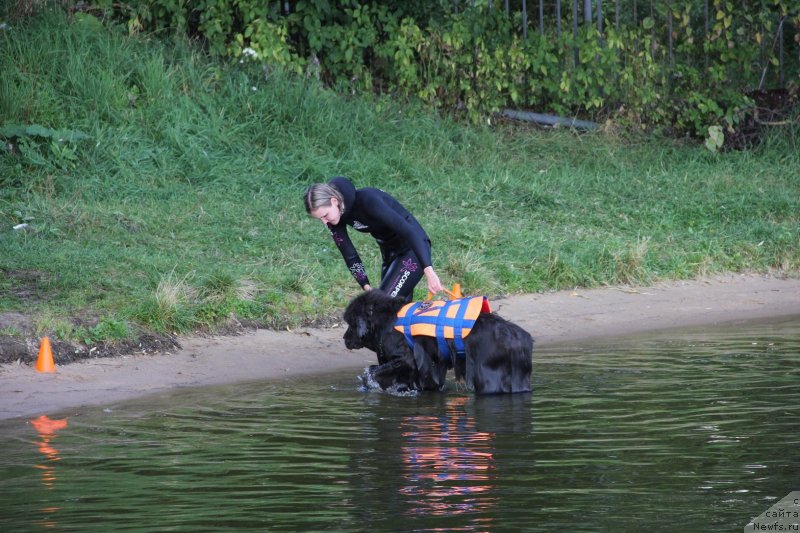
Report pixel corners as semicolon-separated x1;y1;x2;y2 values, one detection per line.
361;359;416;392
472;353;512;394
412;337;449;391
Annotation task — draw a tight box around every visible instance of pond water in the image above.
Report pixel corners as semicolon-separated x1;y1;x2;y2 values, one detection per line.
0;317;798;532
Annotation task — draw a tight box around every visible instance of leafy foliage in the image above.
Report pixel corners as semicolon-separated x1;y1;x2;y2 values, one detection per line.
73;0;800;139
0;124;90;180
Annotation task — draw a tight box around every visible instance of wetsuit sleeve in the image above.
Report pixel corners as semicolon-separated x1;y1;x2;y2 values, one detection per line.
328;224;370;288
362;196;433;268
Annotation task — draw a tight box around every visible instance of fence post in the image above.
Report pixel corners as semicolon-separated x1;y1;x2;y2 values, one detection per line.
704;0;709;70
597;0;603;33
779;13;785;85
539;0;544;34
522;0;528;40
573;0;579;67
650;0;656;57
556;0;562;37
668;0;674;67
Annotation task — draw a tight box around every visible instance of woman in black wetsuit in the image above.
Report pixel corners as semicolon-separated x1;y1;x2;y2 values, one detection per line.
304;176;444;300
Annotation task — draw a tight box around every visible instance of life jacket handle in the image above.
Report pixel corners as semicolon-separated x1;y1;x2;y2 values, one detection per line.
426;283;463;301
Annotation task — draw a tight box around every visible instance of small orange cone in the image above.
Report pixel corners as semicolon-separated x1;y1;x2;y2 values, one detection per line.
35;337;55;373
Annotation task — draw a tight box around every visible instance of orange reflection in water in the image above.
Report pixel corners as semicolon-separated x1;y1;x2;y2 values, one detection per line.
31;415;68;489
400;396;497;523
30;415;68;528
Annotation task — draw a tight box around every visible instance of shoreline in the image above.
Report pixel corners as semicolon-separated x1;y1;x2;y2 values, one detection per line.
1;272;798;421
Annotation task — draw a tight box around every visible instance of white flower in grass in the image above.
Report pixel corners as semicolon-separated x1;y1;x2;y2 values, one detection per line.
242;47;259;59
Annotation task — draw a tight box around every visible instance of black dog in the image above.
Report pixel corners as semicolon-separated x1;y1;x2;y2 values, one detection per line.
343;290;533;394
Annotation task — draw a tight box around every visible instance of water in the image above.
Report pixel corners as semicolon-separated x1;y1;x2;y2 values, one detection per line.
1;317;798;532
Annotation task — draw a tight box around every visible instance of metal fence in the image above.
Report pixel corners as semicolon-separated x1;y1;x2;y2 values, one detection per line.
453;0;796;89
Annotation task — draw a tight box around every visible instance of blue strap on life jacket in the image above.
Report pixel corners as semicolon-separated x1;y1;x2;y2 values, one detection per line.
434;299;454;359
396;301;423;351
452;297;471;355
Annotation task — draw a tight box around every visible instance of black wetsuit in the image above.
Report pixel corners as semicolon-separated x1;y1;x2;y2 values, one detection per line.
326;177;432;300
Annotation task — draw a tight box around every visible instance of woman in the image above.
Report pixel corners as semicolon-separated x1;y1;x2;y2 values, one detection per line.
304;176;444;300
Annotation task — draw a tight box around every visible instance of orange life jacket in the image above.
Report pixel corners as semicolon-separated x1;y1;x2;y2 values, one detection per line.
394;296;492;359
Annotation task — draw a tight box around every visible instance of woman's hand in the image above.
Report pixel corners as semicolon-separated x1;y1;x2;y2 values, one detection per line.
423;266;444;296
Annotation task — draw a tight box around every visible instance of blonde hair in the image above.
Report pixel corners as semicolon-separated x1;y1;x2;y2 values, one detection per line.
303;183;344;214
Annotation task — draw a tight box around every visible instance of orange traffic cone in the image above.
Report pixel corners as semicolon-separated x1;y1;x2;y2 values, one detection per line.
35;337;55;373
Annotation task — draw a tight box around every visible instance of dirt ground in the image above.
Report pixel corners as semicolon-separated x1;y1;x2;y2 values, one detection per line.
1;272;798;421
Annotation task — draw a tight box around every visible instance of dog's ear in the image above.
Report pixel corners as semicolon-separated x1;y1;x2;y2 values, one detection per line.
356;317;368;339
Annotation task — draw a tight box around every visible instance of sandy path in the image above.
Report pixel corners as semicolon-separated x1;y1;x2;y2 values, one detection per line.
1;273;798;420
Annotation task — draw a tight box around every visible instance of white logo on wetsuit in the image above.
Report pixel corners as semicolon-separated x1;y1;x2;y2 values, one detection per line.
390;270;411;297
352;220;368;230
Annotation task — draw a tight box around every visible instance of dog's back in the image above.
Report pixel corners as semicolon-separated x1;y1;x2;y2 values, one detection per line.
461;312;533;394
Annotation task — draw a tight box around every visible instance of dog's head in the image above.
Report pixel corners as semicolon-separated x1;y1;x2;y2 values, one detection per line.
343;290;407;351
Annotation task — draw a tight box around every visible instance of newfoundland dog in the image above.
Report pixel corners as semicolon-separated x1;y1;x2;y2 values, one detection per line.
343;290;533;394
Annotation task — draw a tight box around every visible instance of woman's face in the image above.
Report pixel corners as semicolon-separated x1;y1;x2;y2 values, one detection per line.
310;197;341;226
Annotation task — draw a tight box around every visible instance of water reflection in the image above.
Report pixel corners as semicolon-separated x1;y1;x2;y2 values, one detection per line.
400;396;498;518
29;415;69;529
30;415;68;488
350;392;533;531
0;317;796;532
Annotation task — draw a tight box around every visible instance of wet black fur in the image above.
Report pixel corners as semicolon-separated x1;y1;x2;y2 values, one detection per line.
343;290;533;394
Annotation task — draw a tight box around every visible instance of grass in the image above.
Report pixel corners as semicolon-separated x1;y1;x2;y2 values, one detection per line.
1;10;799;345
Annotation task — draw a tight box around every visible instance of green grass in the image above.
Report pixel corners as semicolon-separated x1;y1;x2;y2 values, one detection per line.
1;10;799;344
